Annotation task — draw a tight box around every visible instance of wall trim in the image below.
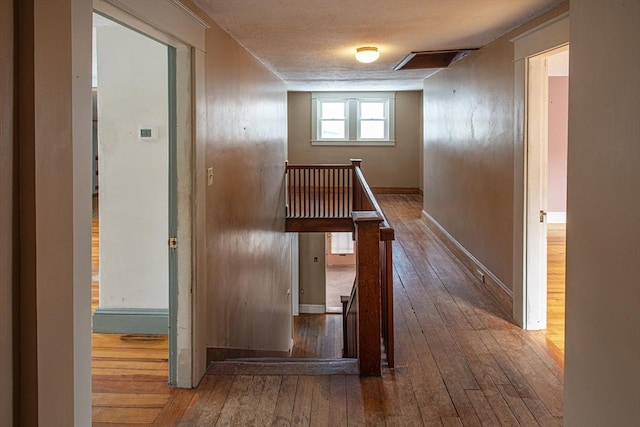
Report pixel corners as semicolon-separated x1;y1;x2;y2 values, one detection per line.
207;347;290;363
299;304;326;314
371;187;421;195
421;210;514;315
92;307;169;334
547;211;566;224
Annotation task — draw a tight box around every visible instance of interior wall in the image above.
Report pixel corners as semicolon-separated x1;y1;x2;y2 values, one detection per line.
96;22;169;309
0;0;15;421
288;91;423;189
299;233;327;307
15;0;92;423
564;0;640;425
422;4;569;292
547;76;568;213
204;22;291;353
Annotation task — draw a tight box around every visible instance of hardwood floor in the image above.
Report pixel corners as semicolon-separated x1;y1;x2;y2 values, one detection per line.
92;196;172;425
546;223;566;354
92;194;564;425
292;314;343;359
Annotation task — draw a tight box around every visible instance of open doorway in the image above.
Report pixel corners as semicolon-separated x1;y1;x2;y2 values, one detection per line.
544;48;569;353
325;232;356;313
525;45;568;355
294;232;350;359
91;10;173;387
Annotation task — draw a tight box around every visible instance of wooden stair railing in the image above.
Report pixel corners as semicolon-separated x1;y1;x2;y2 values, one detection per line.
286;159;394;376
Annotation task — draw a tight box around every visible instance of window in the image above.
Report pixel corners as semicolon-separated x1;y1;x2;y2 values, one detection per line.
319;101;347;139
312;92;395;145
330;232;354;254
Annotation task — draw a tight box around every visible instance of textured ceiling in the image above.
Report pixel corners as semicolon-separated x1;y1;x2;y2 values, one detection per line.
193;0;564;91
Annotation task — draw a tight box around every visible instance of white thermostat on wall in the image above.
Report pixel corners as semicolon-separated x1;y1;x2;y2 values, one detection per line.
138;126;159;141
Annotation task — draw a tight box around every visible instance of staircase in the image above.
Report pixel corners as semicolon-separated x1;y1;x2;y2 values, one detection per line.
285;159;395;376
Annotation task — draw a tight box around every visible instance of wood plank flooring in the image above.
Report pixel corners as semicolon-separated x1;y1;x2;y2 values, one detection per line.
545;223;566;353
91;196;173;425
92;194;565;425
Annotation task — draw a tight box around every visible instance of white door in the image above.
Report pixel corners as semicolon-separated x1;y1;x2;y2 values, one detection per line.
525;45;568;330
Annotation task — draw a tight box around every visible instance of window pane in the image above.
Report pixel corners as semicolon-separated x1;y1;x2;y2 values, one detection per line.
321;102;345;119
360;120;385;139
360;102;385;119
321;120;345;139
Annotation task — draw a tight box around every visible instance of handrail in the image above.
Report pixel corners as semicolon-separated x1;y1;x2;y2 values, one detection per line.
351;160;394;241
342;279;358;359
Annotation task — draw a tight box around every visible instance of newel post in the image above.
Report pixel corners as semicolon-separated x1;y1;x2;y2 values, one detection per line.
351;159;362;211
353;211;383;376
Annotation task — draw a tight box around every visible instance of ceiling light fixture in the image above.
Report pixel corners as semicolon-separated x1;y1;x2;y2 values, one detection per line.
355;46;379;63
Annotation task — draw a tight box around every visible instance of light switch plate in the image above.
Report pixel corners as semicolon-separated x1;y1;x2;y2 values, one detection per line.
207;167;214;186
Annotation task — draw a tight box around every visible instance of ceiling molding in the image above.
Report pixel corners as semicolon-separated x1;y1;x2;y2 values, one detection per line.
168;0;211;29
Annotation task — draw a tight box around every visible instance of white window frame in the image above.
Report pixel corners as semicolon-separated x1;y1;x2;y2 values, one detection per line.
311;92;395;146
315;97;349;141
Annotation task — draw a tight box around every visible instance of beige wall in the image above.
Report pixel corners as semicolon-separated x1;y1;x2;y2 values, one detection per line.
96;23;169;310
422;4;569;291
564;0;640;424
0;0;15;421
288;91;423;189
204;22;291;353
299;233;326;307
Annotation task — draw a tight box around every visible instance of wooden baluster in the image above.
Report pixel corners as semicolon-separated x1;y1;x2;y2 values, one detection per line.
353;211;383;376
320;169;327;218
339;168;343;217
331;168;335;217
294;167;298;217
344;168;348;217
379;239;394;369
313;168;317;217
307;168;311;218
286;162;289;217
385;239;394;368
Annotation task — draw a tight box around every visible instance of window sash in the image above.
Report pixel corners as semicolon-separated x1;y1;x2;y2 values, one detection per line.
357;99;388;140
317;99;348;141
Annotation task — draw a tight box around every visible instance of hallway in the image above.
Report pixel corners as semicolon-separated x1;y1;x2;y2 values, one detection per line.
93;194;564;425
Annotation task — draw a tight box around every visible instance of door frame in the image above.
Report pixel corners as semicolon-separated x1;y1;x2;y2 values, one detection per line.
524;46;569;330
511;13;569;328
92;0;207;387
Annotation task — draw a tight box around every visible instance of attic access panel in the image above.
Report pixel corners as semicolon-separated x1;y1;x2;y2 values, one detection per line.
394;49;478;71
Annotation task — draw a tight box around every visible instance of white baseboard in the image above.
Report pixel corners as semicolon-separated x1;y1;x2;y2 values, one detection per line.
299;304;326;314
421;210;513;315
547;212;566;223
